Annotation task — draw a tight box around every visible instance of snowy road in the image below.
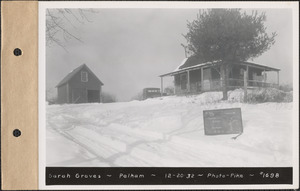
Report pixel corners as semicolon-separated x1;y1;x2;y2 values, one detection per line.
46;92;293;167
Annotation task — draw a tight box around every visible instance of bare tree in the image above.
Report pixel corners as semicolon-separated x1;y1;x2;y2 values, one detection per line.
46;9;98;51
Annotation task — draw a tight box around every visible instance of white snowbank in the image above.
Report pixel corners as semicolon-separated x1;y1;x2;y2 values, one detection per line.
46;92;293;167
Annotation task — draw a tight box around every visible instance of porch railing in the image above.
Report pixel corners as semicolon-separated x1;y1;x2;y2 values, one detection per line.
199;78;278;91
227;78;278;88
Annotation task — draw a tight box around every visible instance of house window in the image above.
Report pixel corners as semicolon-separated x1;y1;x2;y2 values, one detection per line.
81;71;88;82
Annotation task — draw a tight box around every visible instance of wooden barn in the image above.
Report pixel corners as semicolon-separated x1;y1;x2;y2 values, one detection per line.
160;56;280;95
56;64;104;104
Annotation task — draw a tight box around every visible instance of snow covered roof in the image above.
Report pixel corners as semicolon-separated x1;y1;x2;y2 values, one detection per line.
176;56;207;70
174;57;188;71
160;56;280;77
56;64;104;87
173;60;222;72
242;61;280;72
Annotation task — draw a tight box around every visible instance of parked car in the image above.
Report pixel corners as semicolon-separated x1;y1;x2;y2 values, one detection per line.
142;88;161;100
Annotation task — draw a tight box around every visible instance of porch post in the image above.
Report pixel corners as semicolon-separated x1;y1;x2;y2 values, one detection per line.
244;69;248;102
277;71;280;85
246;65;249;85
201;68;203;91
161;76;164;96
187;70;190;93
246;65;249;86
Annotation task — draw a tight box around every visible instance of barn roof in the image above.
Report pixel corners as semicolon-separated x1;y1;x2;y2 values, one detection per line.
160;56;280;77
56;64;104;87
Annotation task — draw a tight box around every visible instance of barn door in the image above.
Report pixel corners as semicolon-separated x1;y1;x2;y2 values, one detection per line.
87;90;100;103
71;88;84;103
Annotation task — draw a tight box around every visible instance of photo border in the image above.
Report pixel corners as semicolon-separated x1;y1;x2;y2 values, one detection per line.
38;1;299;189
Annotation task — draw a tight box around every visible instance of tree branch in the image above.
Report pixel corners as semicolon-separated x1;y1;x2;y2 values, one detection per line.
47;9;84;43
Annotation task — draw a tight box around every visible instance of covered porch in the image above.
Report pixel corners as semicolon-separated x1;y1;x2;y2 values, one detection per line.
159;61;280;95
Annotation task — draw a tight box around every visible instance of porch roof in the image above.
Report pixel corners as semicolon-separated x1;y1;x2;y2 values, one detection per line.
159;58;280;77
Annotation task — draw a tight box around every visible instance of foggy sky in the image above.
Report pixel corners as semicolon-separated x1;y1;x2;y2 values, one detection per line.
46;8;293;101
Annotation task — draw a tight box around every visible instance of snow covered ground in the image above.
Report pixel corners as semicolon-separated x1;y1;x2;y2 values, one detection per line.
46;91;293;167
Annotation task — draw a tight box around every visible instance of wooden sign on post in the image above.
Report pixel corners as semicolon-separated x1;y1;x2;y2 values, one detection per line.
203;108;243;135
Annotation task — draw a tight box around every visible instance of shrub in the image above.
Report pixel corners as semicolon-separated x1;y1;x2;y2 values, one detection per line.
46;87;57;104
247;88;292;103
164;86;175;95
278;83;293;92
283;91;293;102
101;92;117;103
131;92;143;101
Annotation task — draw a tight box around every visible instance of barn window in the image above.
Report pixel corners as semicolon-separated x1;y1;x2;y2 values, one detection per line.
81;71;88;82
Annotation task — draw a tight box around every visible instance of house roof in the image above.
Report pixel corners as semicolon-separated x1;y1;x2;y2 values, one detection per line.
160;56;280;77
176;56;207;70
56;64;104;87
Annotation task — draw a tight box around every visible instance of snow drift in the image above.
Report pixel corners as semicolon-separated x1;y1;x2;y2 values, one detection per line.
46;91;293;167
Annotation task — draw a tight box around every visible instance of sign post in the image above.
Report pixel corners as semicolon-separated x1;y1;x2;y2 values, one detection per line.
203;108;243;135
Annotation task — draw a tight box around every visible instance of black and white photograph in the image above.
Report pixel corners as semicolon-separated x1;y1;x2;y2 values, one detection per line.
39;1;299;189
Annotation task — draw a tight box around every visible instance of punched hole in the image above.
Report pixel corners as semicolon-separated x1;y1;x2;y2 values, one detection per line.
13;129;21;137
13;48;22;56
